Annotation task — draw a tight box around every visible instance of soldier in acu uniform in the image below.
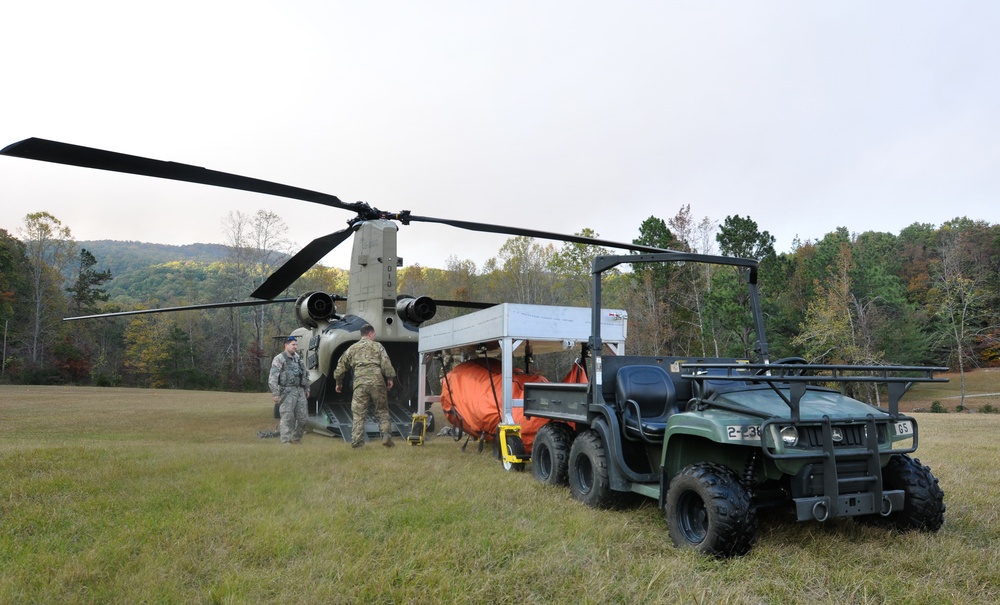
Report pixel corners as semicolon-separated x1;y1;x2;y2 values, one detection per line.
269;335;309;444
334;323;397;448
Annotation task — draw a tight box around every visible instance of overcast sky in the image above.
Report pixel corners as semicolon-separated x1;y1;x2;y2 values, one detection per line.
2;1;998;272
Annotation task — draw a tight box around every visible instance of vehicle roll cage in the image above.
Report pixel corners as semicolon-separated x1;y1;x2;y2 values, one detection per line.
680;362;949;421
588;251;948;421
590;252;768;365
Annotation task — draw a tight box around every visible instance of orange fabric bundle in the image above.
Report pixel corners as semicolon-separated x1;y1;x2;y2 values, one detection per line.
439;358;552;450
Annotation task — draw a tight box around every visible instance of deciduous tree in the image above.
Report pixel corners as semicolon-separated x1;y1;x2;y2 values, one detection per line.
19;212;74;366
220;210;293;387
549;228;611;305
621;217;678;354
0;229;30;379
124;315;171;388
482;236;556;304
929;223;992;406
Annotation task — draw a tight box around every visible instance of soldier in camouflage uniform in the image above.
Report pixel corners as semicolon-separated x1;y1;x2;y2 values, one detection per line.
334;323;397;448
269;335;309;444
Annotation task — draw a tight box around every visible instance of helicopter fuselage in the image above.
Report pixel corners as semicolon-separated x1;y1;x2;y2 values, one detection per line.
289;220;429;413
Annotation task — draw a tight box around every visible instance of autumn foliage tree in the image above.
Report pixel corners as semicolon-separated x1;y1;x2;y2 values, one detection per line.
9;206;1000;395
124;315;172;388
482;236;557;305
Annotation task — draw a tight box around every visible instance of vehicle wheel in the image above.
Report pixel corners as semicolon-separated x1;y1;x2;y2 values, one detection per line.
568;429;616;508
858;454;945;531
665;463;756;557
532;422;573;486
502;433;527;473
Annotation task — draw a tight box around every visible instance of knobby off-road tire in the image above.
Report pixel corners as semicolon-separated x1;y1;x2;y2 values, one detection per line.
531;422;573;486
665;463;756;557
859;454;945;531
568;429;617;508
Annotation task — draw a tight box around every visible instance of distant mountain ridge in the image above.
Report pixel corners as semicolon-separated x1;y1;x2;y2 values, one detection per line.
77;240;231;276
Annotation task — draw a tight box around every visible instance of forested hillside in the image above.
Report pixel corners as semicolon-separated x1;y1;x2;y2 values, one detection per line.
2;208;999;398
77;240;232;277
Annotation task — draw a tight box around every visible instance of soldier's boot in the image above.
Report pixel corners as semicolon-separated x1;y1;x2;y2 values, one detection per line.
381;432;394;448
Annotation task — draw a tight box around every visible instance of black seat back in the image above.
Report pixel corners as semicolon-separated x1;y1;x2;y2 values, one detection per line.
615;365;677;421
694;367;748;400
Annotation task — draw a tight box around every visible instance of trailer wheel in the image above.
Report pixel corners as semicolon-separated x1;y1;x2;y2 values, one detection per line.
532;422;573;486
857;454;945;531
568;430;616;508
665;463;756;557
503;433;527;473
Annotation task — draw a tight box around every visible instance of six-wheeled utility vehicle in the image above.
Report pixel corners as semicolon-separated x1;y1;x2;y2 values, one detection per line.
522;252;946;556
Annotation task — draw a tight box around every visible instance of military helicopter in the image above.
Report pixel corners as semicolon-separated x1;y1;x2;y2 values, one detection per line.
1;137;673;442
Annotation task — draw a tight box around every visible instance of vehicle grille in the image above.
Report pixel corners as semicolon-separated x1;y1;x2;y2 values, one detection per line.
799;423;885;448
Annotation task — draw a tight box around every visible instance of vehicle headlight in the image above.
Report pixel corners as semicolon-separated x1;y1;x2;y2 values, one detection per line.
779;425;799;447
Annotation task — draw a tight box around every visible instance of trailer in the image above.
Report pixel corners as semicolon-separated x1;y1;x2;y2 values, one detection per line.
412;303;627;460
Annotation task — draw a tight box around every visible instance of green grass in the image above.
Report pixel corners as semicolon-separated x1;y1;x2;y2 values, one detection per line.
3;383;1000;604
905;368;1000;412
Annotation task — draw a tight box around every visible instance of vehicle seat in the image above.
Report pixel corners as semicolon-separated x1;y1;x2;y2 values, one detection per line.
694;367;747;400
615;365;678;443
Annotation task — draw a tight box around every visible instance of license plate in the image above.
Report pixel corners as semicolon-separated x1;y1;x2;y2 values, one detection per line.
894;420;914;436
727;425;761;442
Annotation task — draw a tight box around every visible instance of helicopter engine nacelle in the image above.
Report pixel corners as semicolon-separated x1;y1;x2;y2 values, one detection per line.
396;296;437;325
295;291;337;328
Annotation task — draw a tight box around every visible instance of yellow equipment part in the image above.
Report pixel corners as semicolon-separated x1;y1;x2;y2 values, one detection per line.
498;424;530;464
408;414;427;446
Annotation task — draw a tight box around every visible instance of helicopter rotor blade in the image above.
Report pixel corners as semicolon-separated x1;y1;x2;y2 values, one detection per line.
433;299;497;310
3;138;679;256
63;297;304;321
0;138;366;213
406;215;675;255
251;226;357;300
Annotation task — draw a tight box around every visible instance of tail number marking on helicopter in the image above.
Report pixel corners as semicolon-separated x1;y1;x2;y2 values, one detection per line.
727;425;762;442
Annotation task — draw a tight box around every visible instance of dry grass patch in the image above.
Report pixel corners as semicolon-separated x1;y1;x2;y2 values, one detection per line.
905;367;1000;412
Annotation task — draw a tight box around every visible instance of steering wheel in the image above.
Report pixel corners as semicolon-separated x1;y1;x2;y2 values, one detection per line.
756;356;809;376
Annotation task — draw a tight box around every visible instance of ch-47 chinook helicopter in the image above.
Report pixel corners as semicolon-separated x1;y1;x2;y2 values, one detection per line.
2;137;672;443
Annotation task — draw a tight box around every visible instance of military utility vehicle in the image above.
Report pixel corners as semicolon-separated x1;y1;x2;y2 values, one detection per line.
523;252;946;557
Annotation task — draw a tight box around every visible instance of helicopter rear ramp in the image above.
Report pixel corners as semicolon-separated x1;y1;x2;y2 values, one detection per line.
299;338;428;443
305;402;417;443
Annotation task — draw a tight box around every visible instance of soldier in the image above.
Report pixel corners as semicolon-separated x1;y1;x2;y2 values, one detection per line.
334;323;397;448
269;335;309;444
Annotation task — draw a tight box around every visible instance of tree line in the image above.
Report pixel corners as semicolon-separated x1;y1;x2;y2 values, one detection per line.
2;207;997;399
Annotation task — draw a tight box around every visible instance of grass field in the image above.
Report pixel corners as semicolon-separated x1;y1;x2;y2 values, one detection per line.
904;367;1000;412
2;377;1000;604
